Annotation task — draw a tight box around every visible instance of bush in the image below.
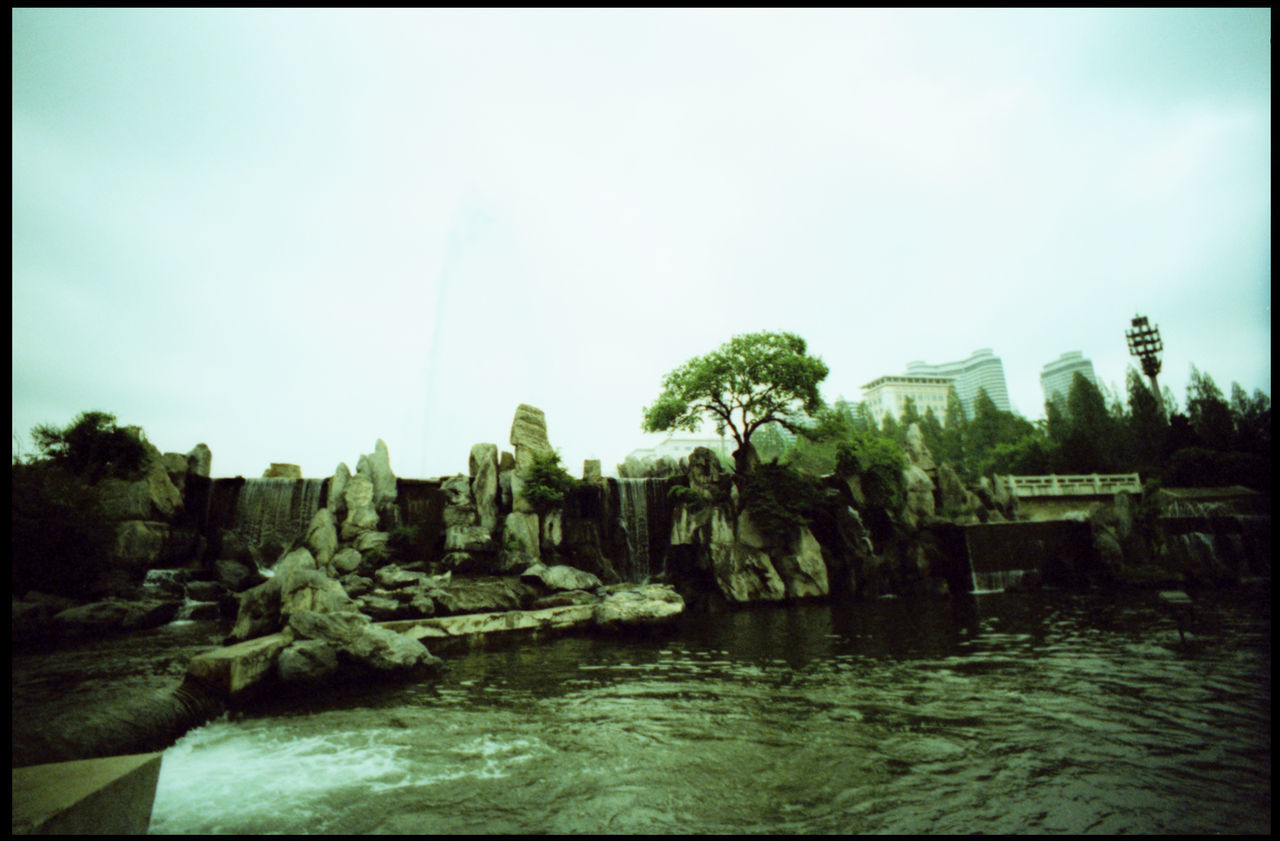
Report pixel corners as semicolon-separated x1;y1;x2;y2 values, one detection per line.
28;410;149;483
739;462;823;545
11;461;116;598
835;432;906;511
522;451;580;513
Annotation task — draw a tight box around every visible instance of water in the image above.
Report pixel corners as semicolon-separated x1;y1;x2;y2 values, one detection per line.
616;478;668;582
227;478;325;563
149;587;1270;834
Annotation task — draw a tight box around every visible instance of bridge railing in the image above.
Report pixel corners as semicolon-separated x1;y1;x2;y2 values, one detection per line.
998;473;1141;498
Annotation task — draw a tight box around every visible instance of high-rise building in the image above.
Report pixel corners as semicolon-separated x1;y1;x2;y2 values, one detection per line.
861;374;956;427
904;349;1011;418
1040;351;1098;409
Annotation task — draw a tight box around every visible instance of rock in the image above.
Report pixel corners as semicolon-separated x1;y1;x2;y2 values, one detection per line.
96;458;183;522
53;598;180;639
687;447;725;499
499;470;513;512
499;450;516;472
501;512;540;566
936;462;976;518
184;580;229;602
341;475;379;540
340;573;373;598
583;459;602;482
333;547;363;575
540;509;564;552
469;444;500;533
902;464;936;526
227;579;281;642
111;520;172;567
263;463;303;479
521;563;603;592
903;423;936;472
287;609;441;672
531;589;599;609
593;584;685;630
279;567;356;621
354;530;390;555
429;577;533;616
186;443;212;478
445;525;497;553
510;472;536;514
214;559;263;592
143;568;187;599
277;640;340;684
509;404;553;475
367;439;397;510
327;463;351;517
375;565;425;590
708;508;785;603
305;509;339;570
772;526;830;599
161;452;189;493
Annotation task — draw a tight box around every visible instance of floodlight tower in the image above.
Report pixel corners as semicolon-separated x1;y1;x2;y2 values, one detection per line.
1125;314;1165;420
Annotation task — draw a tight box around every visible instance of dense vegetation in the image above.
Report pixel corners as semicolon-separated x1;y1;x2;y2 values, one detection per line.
755;365;1270;494
12;411;151;597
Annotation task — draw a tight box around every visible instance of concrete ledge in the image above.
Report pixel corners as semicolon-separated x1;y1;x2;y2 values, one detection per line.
186;632;294;698
12;752;163;835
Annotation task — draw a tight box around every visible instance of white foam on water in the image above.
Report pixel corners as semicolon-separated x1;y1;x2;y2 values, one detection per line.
149;716;550;833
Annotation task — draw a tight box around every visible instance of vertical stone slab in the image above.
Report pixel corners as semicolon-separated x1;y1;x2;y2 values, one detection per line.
469;443;500;533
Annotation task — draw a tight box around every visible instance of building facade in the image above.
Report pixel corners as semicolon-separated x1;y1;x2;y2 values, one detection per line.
904;348;1011;418
1040;351;1098;409
860;374;956;428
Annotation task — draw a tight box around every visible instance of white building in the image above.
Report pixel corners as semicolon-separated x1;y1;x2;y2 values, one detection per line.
624;434;734;465
1040;351;1098;408
904;348;1011;418
860;374;956;427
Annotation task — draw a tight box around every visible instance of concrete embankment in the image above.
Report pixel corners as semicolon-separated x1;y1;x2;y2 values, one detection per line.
12;752;164;835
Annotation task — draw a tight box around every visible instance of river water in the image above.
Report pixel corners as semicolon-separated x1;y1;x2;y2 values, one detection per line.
148;587;1270;834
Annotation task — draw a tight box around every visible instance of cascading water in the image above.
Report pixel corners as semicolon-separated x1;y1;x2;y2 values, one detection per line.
616;478;669;583
227;478;325;568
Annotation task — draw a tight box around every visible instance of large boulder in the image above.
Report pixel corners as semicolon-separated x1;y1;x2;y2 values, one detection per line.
51;598;180;639
469;444;500;533
186;443;212;478
444;525;497;554
287;609;441;673
902;464;936;527
903;423;936;472
227;577;282;642
304;508;339;570
772;526;830;599
582;459;602;483
368;439;398;510
510;404;553;475
341;475;379;540
936;462;980;520
708;508;785;603
111;521;171;567
263;463;303;478
279;568;356;621
327;463;351;517
96;458;183;522
593;584;684;630
521;562;602;592
501;512;540;567
687;447;726;500
277;639;340;684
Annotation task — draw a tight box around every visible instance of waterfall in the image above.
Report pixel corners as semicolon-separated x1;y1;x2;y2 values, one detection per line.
616;478;669;583
970;568;1034;594
227;478;324;566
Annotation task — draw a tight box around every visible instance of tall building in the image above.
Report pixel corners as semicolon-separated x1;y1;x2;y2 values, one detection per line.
1040;351;1098;408
904;349;1011;418
861;374;956;427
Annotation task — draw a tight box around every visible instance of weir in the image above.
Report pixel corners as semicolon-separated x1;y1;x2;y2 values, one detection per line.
215;478;325;566
616;478;670;583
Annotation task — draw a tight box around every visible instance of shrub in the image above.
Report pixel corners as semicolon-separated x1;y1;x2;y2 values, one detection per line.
835;431;906;511
522;451;580;513
28;410;149;483
739;462;824;545
11;462;116;598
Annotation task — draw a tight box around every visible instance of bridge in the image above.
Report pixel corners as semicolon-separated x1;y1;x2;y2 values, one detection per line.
997;473;1142;499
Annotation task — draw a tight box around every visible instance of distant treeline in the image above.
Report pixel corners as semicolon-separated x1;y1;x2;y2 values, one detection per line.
754;366;1270;493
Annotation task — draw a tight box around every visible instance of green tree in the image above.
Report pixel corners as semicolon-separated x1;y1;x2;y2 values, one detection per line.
642;331;829;474
1230;382;1270;456
1126;367;1166;475
1186;365;1235;452
521;451;581;513
835;429;907;511
28;410;148;483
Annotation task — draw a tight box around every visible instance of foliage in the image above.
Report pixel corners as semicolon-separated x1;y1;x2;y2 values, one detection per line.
386;525;427;563
11;461;116;598
1186;365;1235;452
28;410;149;483
738;461;824;545
521;451;580;512
642;331;829;472
835;430;906;511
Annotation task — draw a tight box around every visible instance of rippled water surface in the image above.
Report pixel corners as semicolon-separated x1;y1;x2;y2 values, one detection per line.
150;588;1270;834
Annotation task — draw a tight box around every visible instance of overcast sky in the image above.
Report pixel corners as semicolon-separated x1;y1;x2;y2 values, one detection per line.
12;9;1271;479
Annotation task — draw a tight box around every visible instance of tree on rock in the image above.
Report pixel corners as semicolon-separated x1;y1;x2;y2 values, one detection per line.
642;331;829;474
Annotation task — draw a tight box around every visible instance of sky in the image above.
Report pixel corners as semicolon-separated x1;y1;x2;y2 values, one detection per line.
12;9;1271;479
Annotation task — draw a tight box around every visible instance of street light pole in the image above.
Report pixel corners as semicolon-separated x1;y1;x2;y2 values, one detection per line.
1126;314;1165;422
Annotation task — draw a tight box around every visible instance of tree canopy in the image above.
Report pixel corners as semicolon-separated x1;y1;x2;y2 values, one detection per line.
642;331;829;471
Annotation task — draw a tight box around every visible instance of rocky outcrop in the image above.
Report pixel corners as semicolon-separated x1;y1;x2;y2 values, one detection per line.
327;463;351;517
469;443;500;533
903;423;936;473
510;404;553;476
287;609;442;673
902;464;936;527
263;463;303;478
707;508;786;603
341;474;378;540
593;584;684;630
772;526;830;599
305;509;339;571
186;443;212;478
521;562;602;592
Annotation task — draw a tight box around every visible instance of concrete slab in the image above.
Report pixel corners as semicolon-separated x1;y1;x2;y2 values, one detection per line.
12;752;163;835
186;631;293;698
